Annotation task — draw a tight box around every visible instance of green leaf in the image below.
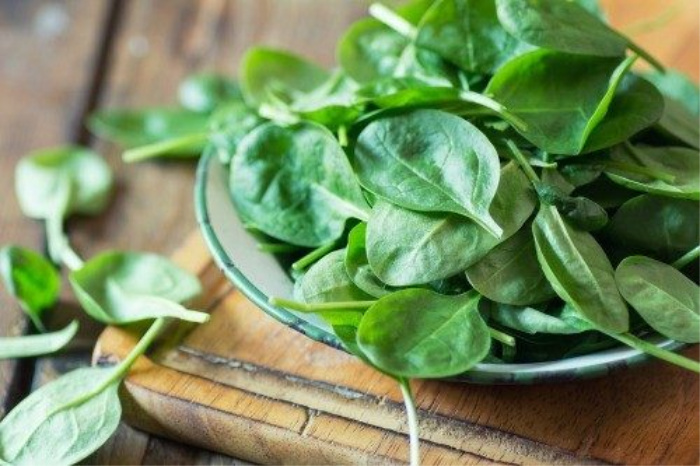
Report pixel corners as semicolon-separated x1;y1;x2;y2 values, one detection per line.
289;70;363;128
485;302;592;335
535;183;609;232
366;162;536;286
606;194;699;263
532;205;629;334
616;256;699;343
357;289;491;378
0;246;60;331
495;0;627;57
0;367;121;465
466;225;555;306
416;0;529;74
653;96;700;150
606;144;700;200
230;122;369;247
207;102;264;165
88;108;209;149
240;47;329;108
15;146;113;220
645;69;699;117
294;249;372;327
178;73;242;113
355;109;502;236
69;251;206;325
486;51;632;155
0;321;78;360
345;223;396;298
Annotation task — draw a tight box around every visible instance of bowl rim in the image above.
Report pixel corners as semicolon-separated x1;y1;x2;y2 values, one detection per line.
195;150;684;384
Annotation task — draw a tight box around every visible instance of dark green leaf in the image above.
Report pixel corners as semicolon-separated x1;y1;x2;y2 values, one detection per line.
645;69;699;117
486;302;592;335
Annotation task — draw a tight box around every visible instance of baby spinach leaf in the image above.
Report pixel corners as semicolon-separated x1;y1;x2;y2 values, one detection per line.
366;163;536;286
487;51;632;155
69;251;206;325
207;102;264;165
532;205;629;334
535;183;608;232
606;144;700;200
355;77;459;109
345;223;395;298
466;226;555;306
289;70;363;129
606;195;699;263
645;69;699;117
0;367;121;465
416;0;529;74
357;289;490;378
294;249;372;327
240;47;329;108
354;109;502;236
0;246;60;332
583;75;664;153
616;256;699;343
653;96;700;150
230;122;369;247
0;321;78;360
178;73;242;113
88;108;209;149
572;175;637;209
485;302;592;335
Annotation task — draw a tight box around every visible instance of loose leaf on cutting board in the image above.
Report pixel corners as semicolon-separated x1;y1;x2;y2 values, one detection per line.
345;223;395;298
294;249;372;327
230;121;370;247
466;225;556;306
357;289;491;378
69;251;205;325
616;256;699;343
0;246;60;331
532;205;629;334
605;144;700;200
0;367;121;465
354;109;503;236
366;162;536;286
606;194;699;262
0;321;78;360
486;51;632;155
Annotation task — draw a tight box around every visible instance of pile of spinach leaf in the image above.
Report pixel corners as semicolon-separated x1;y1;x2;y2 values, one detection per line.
16;1;693;464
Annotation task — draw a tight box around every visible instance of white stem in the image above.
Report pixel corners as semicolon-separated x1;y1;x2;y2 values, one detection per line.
369;3;418;40
399;378;420;466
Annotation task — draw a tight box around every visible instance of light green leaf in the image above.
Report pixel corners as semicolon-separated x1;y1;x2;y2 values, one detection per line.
0;321;78;360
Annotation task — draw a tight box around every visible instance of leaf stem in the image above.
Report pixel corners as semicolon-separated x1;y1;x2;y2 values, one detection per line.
488;327;516;348
671;246;700;270
626;41;665;72
270;297;376;312
292;242;336;271
398;378;420;466
338;125;349;147
609;332;700;373
368;3;418;40
46;213;85;271
122;133;208;163
459;91;528;132
257;242;300;254
505;139;541;184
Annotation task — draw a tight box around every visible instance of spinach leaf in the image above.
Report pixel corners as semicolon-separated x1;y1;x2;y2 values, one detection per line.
616;256;699;343
0;321;78;360
0;246;60;332
583;75;664;153
355;77;459;109
486;51;632;155
606;144;699;200
466;225;555;306
653;96;700;150
366;162;536;286
69;252;206;325
0;367;121;465
357;289;490;378
606;195;699;263
289;70;362;128
230;122;369;247
416;0;529;74
294;249;372;327
88;108;209;149
345;223;395;298
535;183;609;232
240;47;329;108
532;205;629;334
354;109;502;236
207;102;264;165
178;73;242;113
485;302;592;335
645;69;699;117
572;175;637;209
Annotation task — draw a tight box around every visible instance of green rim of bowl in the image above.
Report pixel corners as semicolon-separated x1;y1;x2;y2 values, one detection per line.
195;150;684;384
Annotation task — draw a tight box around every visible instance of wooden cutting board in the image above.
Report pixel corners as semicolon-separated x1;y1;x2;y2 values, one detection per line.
94;232;699;465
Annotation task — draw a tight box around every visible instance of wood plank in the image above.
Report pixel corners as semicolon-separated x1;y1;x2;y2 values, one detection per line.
95;232;698;465
0;0;111;415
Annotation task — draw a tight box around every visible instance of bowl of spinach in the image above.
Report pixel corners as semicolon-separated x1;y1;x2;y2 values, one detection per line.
188;0;700;386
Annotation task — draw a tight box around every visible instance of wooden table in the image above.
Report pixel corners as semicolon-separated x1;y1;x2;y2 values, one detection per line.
0;1;698;464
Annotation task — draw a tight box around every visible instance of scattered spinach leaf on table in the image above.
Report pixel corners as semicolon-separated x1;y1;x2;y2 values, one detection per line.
0;321;78;360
